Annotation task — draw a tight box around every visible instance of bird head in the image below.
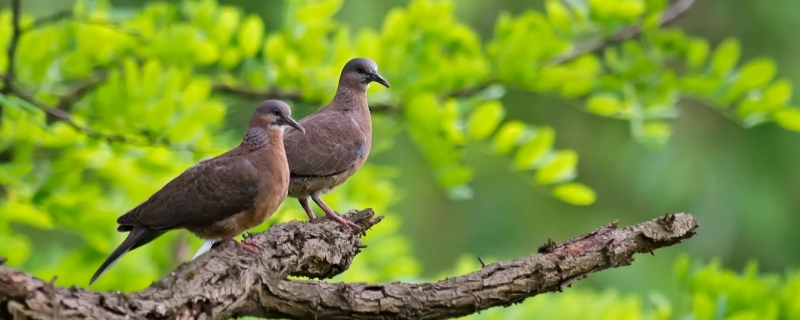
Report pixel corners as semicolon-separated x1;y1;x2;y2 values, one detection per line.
252;100;305;134
339;58;390;90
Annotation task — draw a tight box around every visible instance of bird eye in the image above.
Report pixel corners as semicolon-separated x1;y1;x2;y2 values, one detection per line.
356;67;365;74
273;109;281;116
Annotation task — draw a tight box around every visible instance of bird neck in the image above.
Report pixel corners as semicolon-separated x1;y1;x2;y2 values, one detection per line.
327;84;369;112
241;126;282;151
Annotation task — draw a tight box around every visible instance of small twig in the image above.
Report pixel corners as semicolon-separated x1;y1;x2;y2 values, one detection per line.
446;0;699;98
212;84;303;101
48;75;108;124
550;0;697;65
28;11;72;30
12;89;198;151
0;0;22;125
25;10;144;40
477;257;486;268
1;0;21;95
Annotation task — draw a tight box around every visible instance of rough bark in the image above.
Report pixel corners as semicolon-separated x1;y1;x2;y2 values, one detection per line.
0;210;699;320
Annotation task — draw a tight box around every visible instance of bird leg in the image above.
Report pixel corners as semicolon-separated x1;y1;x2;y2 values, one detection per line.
298;197;317;220
223;236;263;254
310;192;362;230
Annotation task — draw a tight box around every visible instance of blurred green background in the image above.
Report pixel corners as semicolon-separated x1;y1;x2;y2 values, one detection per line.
3;0;800;319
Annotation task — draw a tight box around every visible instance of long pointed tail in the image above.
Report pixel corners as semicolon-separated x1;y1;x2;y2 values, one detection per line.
90;226;154;285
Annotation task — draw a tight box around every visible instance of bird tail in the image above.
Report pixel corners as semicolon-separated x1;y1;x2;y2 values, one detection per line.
191;239;218;260
90;226;155;285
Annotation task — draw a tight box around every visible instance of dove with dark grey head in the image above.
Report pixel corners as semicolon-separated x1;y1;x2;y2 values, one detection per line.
282;57;390;229
90;100;304;285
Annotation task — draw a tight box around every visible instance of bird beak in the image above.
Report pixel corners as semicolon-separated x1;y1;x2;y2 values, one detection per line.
370;73;391;88
285;117;305;134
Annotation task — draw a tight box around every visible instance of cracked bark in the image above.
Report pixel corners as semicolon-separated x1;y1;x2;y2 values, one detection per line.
0;210;699;320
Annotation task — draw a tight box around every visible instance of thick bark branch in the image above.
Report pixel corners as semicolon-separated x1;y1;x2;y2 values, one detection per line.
0;211;698;320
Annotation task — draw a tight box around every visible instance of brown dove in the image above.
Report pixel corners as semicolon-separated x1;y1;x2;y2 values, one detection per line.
90;100;305;285
283;58;390;229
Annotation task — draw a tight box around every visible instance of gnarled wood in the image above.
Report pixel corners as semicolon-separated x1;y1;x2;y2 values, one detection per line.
0;210;698;320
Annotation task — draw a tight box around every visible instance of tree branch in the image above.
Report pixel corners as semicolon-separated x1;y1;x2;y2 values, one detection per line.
7;89;197;152
0;0;22;121
447;0;699;99
0;211;698;320
550;0;698;65
212;84;303;101
47;74;107;124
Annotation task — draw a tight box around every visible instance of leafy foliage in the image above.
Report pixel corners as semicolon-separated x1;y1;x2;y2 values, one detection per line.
0;0;797;318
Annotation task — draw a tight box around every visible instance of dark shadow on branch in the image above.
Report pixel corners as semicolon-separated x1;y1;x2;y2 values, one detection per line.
0;210;698;320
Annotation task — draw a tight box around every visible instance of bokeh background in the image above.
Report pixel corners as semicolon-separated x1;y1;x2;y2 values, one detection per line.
3;0;800;317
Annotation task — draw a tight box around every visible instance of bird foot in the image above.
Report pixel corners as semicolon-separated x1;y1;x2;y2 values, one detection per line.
224;237;263;254
237;240;263;254
311;212;363;231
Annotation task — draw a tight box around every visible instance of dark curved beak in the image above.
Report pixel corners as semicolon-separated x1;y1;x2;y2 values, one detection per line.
369;72;391;88
285;117;305;134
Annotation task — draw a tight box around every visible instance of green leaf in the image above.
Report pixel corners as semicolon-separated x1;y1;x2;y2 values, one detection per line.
763;79;792;105
773;108;800;131
238;15;264;57
220;47;243;69
693;293;715;320
637;121;672;149
642;121;672;143
586;93;622;116
211;6;240;45
467;101;505;140
0;162;33;185
296;0;343;23
0;94;39;115
686;38;710;69
1;201;54;229
0;233;31;266
673;253;691;283
438;165;473;189
493;121;527;155
616;0;646;18
736;58;776;90
545;0;572;33
513;127;554;170
193;40;220;65
534;149;578;185
710;38;741;76
552;183;596;205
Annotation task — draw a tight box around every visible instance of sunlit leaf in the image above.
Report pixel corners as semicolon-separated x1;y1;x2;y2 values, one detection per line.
0;162;33;185
467;101;505;140
1;200;54;229
773;108;800;131
513;127;554;170
763;79;792;106
552;183;596;205
238;15;264;57
710;38;741;76
545;0;572;33
586;93;623;116
735;58;776;90
493;121;527;155
686;38;710;69
534;149;577;185
0;233;32;266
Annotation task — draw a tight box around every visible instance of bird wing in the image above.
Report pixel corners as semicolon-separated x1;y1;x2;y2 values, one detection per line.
117;156;260;231
283;111;367;177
